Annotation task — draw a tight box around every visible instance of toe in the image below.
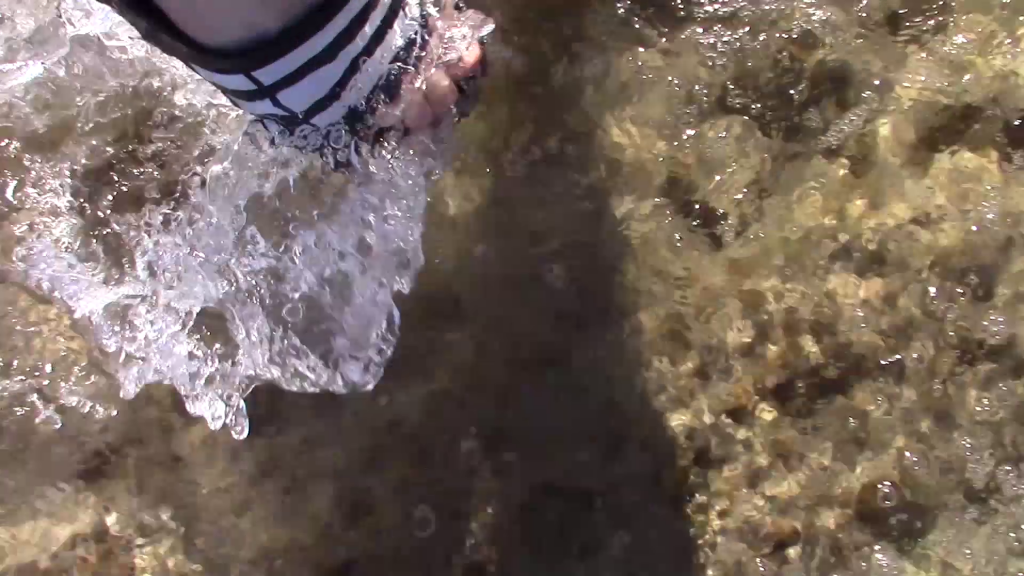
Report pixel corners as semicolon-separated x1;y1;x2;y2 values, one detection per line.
375;99;403;128
401;89;433;131
446;42;482;80
424;70;458;115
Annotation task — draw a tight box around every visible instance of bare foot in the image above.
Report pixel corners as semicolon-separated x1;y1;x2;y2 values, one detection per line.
375;0;494;133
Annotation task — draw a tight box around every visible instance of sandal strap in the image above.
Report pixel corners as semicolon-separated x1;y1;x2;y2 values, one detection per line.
99;0;429;158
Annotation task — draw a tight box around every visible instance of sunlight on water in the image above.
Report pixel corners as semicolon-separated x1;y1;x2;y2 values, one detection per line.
0;0;440;438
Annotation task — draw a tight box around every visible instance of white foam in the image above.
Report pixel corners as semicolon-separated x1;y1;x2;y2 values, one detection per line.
0;0;438;438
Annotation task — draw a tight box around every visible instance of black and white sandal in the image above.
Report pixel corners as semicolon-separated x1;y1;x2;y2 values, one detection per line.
98;0;493;170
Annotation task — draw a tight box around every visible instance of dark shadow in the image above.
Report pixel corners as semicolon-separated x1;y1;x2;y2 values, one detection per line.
228;0;695;573
335;0;695;574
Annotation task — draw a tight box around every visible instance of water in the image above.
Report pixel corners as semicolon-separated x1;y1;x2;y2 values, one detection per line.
6;0;1024;574
0;0;442;439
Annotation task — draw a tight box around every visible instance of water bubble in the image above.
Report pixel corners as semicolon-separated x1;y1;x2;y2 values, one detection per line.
875;480;902;508
1008;523;1024;556
282;302;304;323
897;444;931;484
856;479;934;546
412;504;437;538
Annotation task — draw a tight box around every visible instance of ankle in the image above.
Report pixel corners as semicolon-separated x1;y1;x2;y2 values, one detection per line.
151;0;323;49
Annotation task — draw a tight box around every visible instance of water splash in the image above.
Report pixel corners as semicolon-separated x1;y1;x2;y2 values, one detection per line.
0;0;445;438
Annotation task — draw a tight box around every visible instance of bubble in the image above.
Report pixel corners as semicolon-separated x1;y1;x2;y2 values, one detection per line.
897;443;932;486
412;504;437;538
874;480;902;508
855;479;934;547
1008;522;1024;557
282;302;304;323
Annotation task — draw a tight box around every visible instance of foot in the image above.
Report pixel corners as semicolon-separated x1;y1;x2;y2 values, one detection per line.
374;0;495;133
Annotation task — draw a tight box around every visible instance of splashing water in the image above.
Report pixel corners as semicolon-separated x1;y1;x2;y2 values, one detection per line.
0;0;457;438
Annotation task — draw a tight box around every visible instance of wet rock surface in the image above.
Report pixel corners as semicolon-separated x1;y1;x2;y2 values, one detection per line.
4;0;1024;574
602;0;1024;573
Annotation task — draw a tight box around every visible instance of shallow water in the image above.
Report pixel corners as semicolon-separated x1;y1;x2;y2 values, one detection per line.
4;0;1024;573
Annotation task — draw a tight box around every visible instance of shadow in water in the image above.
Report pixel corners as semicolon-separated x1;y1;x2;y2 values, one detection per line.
207;0;694;573
296;0;694;573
